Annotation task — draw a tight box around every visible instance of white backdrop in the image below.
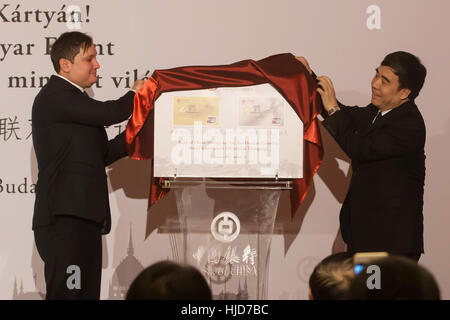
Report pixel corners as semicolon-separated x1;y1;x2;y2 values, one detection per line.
0;0;449;300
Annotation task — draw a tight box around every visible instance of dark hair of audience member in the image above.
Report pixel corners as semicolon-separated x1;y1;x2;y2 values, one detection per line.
308;252;355;300
126;261;212;300
347;255;440;300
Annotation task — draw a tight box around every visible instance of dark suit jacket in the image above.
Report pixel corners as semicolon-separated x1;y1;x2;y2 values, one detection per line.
322;100;425;254
32;75;135;234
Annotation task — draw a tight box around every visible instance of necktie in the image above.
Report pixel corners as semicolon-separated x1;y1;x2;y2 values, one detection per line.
372;110;382;124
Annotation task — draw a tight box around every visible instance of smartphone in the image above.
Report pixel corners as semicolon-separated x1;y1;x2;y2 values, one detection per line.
353;252;389;274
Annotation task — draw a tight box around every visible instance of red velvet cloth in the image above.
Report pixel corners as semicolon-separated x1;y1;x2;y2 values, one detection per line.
126;53;323;218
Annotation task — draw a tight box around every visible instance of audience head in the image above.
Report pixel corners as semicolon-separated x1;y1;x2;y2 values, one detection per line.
347;254;440;300
308;252;355;300
126;260;212;300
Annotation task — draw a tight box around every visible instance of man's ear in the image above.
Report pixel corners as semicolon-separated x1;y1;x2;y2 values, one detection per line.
400;88;411;100
59;58;72;73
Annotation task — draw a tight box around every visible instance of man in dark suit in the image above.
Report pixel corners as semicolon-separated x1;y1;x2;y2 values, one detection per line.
32;31;144;299
298;52;427;261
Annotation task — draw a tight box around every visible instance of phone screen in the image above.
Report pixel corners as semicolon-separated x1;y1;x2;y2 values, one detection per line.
354;264;364;274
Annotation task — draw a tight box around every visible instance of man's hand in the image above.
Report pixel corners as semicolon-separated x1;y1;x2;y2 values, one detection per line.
316;76;338;112
295;56;312;75
132;79;145;91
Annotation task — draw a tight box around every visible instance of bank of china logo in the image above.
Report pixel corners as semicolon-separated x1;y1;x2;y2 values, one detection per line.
211;212;240;243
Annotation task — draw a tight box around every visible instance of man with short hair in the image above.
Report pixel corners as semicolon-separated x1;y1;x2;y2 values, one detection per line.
32;31;144;299
126;261;212;300
298;52;427;261
347;254;440;299
308;252;355;300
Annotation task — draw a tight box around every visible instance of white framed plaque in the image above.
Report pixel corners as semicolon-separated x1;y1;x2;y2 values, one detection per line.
154;83;303;178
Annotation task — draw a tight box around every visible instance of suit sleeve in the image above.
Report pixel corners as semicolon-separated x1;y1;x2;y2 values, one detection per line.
49;90;135;127
322;106;425;161
104;131;127;166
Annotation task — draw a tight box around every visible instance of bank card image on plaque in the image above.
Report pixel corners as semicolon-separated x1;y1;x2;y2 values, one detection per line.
173;96;219;126
239;96;285;127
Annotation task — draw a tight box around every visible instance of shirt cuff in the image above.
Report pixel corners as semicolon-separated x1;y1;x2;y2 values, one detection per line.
317;114;325;122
